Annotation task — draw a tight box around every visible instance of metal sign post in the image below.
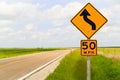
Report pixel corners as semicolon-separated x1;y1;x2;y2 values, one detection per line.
87;56;91;80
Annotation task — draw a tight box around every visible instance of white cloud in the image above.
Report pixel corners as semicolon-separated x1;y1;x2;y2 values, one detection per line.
0;1;43;23
25;23;34;31
0;27;13;33
33;2;84;25
0;1;83;25
0;20;13;25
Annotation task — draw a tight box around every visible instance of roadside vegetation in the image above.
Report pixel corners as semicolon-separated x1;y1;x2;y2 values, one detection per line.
91;55;120;80
98;47;120;54
46;49;87;80
98;48;120;61
46;49;120;80
0;48;63;59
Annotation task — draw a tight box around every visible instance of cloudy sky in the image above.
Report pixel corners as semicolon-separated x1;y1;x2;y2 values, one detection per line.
0;0;119;47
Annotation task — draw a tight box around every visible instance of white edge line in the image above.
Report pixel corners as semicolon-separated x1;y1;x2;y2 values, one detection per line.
17;55;63;80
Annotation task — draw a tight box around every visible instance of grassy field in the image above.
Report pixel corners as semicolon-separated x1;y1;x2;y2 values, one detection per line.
91;55;120;80
0;48;61;59
46;49;120;80
98;47;120;54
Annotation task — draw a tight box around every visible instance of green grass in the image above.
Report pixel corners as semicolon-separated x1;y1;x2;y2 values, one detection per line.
98;48;120;54
46;49;120;80
91;55;120;80
0;48;62;59
46;49;87;80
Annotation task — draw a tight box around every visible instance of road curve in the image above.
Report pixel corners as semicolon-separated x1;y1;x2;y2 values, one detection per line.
0;49;71;80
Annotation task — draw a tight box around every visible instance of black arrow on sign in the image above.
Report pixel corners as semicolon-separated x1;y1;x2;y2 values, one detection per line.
80;9;96;30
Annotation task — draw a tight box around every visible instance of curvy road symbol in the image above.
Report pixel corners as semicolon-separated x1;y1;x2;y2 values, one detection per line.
80;9;96;30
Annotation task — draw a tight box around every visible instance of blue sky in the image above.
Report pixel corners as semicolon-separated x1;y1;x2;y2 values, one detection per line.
0;0;119;47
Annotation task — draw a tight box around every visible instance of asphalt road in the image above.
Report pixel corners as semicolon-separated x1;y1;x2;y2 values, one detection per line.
0;50;71;80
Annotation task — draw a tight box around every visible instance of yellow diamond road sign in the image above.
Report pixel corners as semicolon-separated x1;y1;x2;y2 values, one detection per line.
71;3;107;39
